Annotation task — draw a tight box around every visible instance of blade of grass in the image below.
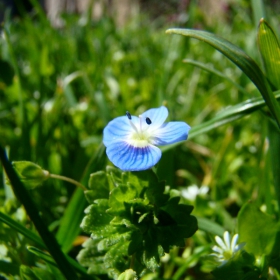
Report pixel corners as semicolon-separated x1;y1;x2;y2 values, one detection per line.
0;212;91;277
27;246;93;279
258;19;280;209
197;217;225;236
0;211;45;248
183;59;248;95
166;28;280;128
258;18;280;89
162;91;280;153
56;144;106;253
0;145;78;279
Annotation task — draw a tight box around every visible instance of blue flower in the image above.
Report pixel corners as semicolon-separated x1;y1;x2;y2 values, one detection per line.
103;106;190;171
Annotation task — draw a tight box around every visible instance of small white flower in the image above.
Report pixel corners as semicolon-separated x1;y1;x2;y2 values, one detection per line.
181;185;209;201
211;231;245;263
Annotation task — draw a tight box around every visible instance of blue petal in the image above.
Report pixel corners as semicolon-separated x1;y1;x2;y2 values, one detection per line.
151;122;191;145
141;106;168;130
106;141;161;171
103;116;138;147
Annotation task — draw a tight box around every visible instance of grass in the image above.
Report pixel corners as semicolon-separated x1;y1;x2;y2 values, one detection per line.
1;1;280;279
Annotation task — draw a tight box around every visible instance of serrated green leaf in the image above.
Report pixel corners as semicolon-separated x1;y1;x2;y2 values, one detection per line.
77;238;107;275
110;217;138;229
166;28;280;128
106;166;123;188
140;229;164;272
80;199;112;234
117;269;137;280
161;197;194;223
98;230;132;251
108;185;143;214
104;241;131;278
258;19;280;89
79;168;197;277
145;181;169;207
86;171;110;203
238;202;280;256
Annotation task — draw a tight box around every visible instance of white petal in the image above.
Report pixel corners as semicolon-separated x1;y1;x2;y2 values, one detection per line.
215;236;227;250
223;231;231;250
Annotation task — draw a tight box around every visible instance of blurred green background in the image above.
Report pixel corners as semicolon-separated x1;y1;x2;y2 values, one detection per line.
1;0;280;278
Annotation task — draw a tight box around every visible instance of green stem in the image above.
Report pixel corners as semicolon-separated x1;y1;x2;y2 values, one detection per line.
0;146;78;279
49;173;87;191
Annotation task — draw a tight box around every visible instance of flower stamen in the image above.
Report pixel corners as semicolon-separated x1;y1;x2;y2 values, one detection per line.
146;117;152;125
126;111;139;134
126;111;132;120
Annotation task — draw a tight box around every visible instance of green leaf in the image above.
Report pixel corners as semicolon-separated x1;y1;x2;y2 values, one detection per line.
77;238;107;275
9;161;49;189
196;217;225;236
104;241;131;278
0;211;45;248
258;18;280;89
162;91;280;152
117;269;137;280
86;171;110;203
108;184;145;215
238;201;280;256
27;246;58;267
78;167;197;277
80;199;112;235
166;28;280;128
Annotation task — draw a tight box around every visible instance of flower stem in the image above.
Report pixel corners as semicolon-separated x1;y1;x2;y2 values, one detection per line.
49;174;87;191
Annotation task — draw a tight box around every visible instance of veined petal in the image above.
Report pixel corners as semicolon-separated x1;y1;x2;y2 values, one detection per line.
151;122;191;145
106;141;161;171
223;231;231;250
103;116;138;147
215;236;227;250
141;106;168;131
212;246;224;254
230;234;239;252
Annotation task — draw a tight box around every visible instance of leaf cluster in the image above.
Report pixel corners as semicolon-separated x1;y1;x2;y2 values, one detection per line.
78;167;197;278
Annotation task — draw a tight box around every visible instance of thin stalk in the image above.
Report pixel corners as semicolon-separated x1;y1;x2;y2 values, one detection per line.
49;173;87;191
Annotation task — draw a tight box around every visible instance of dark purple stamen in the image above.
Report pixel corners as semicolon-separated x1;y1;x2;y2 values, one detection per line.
146;117;152;125
126;111;132;120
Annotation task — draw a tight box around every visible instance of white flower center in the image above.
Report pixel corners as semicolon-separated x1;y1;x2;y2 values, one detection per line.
126;113;153;148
